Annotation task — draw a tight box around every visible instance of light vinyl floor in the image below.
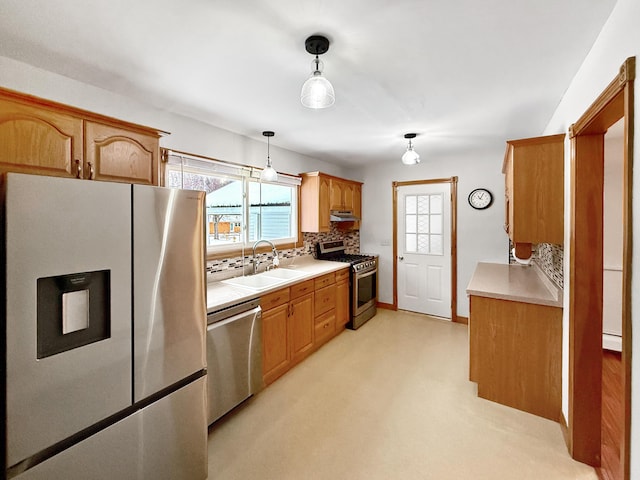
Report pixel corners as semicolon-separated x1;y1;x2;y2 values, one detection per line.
207;309;597;480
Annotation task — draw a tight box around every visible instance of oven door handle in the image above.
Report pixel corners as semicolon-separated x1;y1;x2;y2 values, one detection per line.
355;269;377;280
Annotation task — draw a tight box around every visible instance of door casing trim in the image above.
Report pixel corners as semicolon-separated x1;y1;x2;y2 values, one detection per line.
568;56;634;479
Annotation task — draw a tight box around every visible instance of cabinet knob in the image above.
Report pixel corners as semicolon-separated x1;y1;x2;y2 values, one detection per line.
88;161;95;180
75;159;82;179
399;256;404;261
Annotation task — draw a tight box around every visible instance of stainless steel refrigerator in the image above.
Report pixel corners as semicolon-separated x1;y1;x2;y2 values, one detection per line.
1;173;208;479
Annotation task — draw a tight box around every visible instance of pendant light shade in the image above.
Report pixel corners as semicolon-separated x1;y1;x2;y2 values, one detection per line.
260;131;278;182
402;133;420;165
301;35;335;109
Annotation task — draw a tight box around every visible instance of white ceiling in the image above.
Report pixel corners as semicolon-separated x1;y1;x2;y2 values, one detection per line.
0;0;617;168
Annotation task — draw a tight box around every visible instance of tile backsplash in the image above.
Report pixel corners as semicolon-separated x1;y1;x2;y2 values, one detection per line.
303;225;360;254
533;243;564;288
508;241;564;289
206;225;360;283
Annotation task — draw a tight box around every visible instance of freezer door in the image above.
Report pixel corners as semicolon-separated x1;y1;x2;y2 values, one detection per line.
14;377;207;480
133;185;206;401
4;174;132;467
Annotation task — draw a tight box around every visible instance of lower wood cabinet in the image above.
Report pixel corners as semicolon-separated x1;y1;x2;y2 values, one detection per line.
335;269;350;329
469;295;562;421
289;281;315;365
261;268;350;386
314;309;336;347
261;289;291;385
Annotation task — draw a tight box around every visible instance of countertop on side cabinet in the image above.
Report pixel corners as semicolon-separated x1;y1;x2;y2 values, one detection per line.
206;256;349;313
466;262;562;308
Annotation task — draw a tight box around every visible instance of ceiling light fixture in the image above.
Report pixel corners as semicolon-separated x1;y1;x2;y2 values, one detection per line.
260;131;278;182
402;133;420;165
300;35;335;109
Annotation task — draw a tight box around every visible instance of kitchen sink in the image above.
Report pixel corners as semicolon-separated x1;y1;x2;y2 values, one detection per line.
221;268;307;291
221;274;287;290
261;268;306;280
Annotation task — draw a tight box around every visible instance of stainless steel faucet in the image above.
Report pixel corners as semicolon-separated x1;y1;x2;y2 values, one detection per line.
252;239;279;274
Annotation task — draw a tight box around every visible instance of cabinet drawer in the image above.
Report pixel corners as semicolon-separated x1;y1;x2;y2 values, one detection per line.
335;268;350;283
314;310;335;346
314;273;335;290
261;288;290;311
290;279;314;300
315;284;336;317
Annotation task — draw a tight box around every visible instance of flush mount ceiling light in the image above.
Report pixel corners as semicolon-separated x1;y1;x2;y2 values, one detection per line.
260;131;278;182
300;35;335;109
401;133;420;165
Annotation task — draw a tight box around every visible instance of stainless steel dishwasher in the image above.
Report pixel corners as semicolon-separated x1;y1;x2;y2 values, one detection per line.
207;298;264;425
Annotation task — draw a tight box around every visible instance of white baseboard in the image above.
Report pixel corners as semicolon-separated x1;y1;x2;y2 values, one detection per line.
603;333;622;352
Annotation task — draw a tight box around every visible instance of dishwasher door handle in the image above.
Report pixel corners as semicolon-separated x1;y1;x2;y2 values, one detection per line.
207;306;261;329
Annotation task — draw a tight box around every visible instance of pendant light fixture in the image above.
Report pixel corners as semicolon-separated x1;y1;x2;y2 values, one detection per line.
401;133;420;165
260;131;278;182
300;35;335;109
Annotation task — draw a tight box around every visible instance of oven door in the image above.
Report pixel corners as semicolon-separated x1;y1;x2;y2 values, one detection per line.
353;268;377;316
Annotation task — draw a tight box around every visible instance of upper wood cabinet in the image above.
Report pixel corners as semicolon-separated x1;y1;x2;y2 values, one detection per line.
300;171;363;232
0;88;166;185
300;172;331;232
84;121;158;184
0;96;83;178
330;178;356;210
502;134;565;248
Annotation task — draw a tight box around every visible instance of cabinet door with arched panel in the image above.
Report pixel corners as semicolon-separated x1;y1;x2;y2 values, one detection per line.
85;121;158;185
0;97;83;178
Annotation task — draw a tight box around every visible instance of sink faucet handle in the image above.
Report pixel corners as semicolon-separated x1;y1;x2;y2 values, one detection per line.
272;253;279;268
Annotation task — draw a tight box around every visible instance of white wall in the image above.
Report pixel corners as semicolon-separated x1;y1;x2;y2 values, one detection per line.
543;0;640;474
0;54;509;319
0;56;346;180
349;146;508;318
603;123;624;345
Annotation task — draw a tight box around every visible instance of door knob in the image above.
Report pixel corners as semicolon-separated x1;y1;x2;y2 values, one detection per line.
399;256;404;261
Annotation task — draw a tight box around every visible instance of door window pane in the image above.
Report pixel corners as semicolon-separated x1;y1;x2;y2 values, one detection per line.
417;215;429;233
406;214;417;233
430;214;442;235
406;233;417;252
404;192;444;255
406;195;417;214
430;234;443;255
417;234;429;253
417;195;429;214
430;194;443;214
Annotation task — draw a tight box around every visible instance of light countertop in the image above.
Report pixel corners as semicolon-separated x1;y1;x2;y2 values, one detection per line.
466;262;562;308
206;256;349;313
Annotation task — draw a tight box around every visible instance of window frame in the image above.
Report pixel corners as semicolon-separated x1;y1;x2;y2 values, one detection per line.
161;148;303;260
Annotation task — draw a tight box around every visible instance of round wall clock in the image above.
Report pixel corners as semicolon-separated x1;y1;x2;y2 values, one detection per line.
468;188;493;210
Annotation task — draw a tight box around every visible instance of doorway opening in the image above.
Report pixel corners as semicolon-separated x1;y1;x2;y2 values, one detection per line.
392;177;458;321
568;57;634;480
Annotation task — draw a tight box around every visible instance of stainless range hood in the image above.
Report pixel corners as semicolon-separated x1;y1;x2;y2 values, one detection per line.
330;210;360;222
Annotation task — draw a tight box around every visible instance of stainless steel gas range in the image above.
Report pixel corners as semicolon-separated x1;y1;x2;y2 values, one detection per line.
316;240;378;329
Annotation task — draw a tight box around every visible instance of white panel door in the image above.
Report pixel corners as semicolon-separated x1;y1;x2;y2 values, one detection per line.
397;183;451;318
